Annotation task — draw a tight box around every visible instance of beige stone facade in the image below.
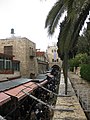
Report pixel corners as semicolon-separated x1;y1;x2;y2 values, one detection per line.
0;37;38;78
46;43;62;69
36;51;48;74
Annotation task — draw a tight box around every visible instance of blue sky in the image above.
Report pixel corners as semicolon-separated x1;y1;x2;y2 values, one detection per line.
0;0;59;51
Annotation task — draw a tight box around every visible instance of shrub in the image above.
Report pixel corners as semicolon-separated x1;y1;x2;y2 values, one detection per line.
80;64;90;81
87;56;90;64
69;53;89;72
69;59;74;72
75;53;88;64
69;57;80;72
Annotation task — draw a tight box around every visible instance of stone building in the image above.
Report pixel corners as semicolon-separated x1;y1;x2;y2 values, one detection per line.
36;50;48;74
46;43;62;69
0;37;38;78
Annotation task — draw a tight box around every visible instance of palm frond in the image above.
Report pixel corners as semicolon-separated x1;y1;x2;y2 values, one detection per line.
71;0;90;49
57;17;71;60
45;0;75;35
45;0;66;35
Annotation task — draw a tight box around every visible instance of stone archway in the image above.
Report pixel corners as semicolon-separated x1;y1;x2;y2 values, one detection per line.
51;65;61;71
50;65;61;78
49;61;62;70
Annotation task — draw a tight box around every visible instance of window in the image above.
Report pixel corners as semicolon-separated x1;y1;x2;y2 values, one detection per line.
0;58;4;70
0;57;12;70
52;59;54;62
4;46;13;55
5;60;12;70
13;62;20;71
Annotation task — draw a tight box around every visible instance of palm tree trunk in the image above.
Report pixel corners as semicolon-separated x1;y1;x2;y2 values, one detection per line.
62;53;68;95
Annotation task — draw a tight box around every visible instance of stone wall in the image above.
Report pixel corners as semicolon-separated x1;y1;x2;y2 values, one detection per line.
0;71;20;81
38;62;47;74
53;73;87;120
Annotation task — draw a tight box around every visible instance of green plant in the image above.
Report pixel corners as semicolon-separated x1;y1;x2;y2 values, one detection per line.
69;53;89;71
80;64;90;81
69;56;80;71
69;59;75;71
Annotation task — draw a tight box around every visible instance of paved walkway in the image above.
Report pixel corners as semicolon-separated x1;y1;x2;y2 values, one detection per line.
52;73;87;120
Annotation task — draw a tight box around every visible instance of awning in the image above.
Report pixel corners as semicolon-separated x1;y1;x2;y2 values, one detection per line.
4;79;48;101
23;82;38;91
0;92;11;106
36;74;47;80
0;78;32;92
40;80;48;85
47;73;54;78
5;85;27;101
4;82;38;101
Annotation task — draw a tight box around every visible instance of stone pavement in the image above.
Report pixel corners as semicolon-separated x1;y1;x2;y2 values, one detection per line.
52;73;87;120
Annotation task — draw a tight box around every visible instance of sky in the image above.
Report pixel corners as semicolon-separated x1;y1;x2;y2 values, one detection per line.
0;0;60;51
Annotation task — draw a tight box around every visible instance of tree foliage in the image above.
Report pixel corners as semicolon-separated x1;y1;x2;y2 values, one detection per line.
77;27;90;55
45;0;90;94
80;64;90;81
69;53;89;68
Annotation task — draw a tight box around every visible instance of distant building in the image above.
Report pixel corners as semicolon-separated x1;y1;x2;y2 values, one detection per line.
0;37;38;78
36;50;48;74
46;43;62;69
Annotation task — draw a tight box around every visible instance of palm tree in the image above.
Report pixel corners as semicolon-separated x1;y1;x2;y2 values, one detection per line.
45;0;90;94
